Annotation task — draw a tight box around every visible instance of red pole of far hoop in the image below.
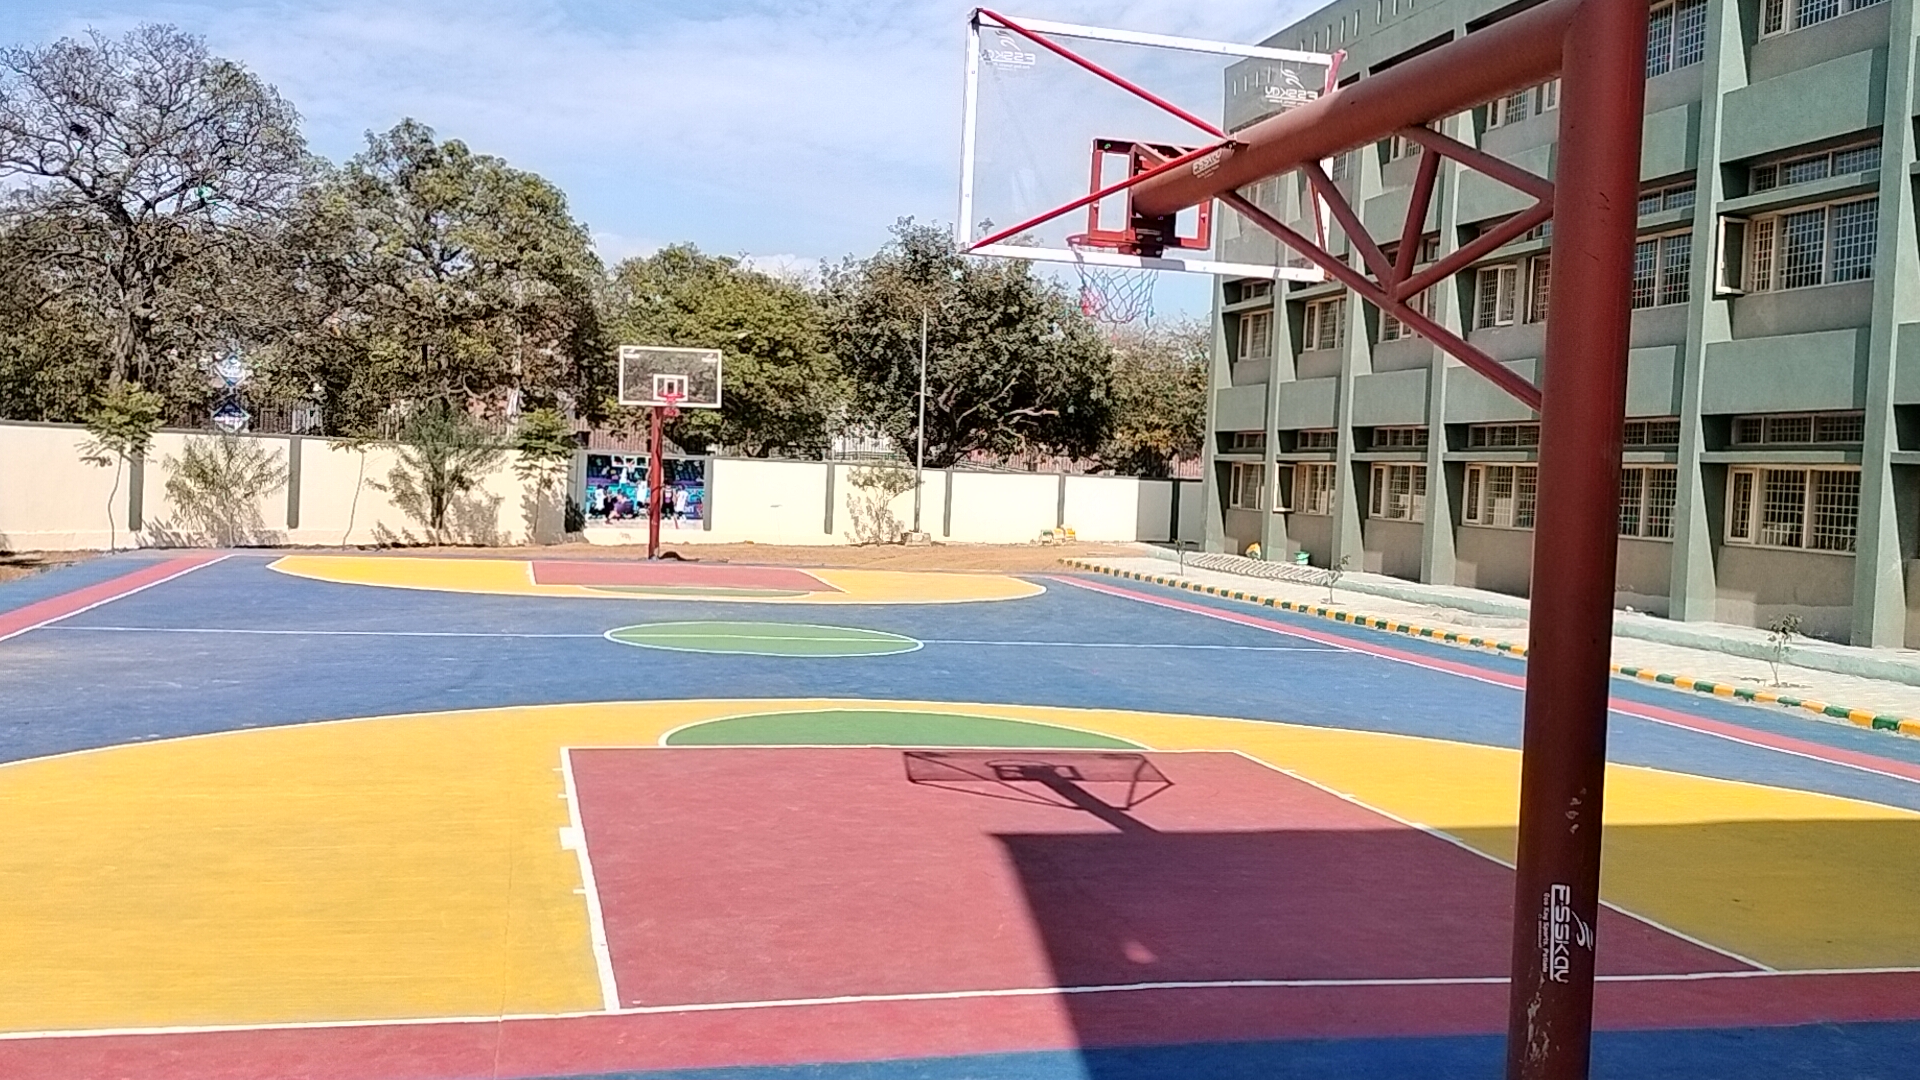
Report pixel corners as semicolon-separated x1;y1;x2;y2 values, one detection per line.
1504;1;1648;1077
647;404;664;560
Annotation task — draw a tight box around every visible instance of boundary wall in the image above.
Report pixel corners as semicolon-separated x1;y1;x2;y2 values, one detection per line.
0;422;1200;551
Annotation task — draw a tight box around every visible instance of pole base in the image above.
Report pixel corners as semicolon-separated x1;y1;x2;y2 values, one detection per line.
901;531;933;546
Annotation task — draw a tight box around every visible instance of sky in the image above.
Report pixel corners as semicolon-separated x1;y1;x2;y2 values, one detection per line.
9;0;1319;315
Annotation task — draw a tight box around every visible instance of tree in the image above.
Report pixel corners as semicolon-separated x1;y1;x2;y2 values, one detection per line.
77;381;166;551
824;220;1111;467
603;245;841;457
264;120;605;436
0;25;308;403
1100;317;1209;477
386;399;507;540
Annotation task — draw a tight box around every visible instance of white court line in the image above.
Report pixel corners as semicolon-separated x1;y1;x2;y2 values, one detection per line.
41;625;1338;652
0;554;232;644
1055;575;1920;790
558;748;621;1012
1230;751;1775;973
5;965;1915;1041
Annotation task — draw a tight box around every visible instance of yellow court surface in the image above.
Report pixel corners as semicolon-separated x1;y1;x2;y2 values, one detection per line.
1;699;1916;1036
268;554;1046;604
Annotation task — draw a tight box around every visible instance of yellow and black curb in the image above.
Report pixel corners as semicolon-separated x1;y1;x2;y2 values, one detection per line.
1061;558;1920;740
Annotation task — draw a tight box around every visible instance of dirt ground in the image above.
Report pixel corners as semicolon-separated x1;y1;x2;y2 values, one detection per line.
0;552;96;585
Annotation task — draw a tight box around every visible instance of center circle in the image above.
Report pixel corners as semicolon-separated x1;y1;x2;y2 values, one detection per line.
605;621;922;657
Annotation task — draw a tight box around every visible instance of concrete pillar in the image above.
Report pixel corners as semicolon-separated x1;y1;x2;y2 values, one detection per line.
1849;0;1920;647
1420;113;1468;585
1667;0;1745;624
1201;285;1231;553
1260;282;1299;559
1329;261;1370;571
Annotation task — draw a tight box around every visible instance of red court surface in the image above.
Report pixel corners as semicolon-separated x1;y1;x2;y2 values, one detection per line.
529;560;835;591
571;747;1749;1012
10;746;1920;1080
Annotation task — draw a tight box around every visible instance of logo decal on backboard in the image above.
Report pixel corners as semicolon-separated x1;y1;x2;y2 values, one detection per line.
983;32;1037;68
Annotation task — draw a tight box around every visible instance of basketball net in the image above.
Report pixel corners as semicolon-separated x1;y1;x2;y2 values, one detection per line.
659;390;685;420
1066;235;1156;329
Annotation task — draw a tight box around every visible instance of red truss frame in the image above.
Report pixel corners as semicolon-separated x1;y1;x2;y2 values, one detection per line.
966;3;1653;1078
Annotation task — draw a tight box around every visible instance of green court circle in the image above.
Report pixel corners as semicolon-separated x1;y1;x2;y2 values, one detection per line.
605;621;923;657
665;709;1141;748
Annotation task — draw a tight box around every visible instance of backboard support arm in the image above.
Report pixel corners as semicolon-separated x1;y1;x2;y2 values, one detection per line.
1094;2;1652;1076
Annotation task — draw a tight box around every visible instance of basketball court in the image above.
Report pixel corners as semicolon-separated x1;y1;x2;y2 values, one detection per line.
1;550;1919;1077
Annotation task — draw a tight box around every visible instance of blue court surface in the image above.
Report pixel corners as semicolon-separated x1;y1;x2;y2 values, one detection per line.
1;550;1917;1079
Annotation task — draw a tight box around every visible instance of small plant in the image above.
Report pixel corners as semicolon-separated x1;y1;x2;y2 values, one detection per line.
162;435;289;547
1326;554;1351;605
79;382;166;550
845;462;917;544
513;407;578;543
1765;613;1803;687
390;399;507;541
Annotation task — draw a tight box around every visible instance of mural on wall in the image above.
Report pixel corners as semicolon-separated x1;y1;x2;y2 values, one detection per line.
583;455;706;526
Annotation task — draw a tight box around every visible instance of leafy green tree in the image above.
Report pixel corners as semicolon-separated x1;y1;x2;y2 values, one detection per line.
388;399;507;539
1099;318;1209;476
78;382;166;550
824;220;1112;467
603;245;841;457
0;25;308;403
265;120;605;436
513;406;578;541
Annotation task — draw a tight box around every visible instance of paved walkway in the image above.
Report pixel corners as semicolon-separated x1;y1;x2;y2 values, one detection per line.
1068;552;1920;737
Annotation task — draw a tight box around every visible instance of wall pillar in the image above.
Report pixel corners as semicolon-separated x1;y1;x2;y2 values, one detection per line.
1421;114;1468;585
1668;0;1745;623
1849;0;1919;647
1201;285;1231;553
1329;260;1369;571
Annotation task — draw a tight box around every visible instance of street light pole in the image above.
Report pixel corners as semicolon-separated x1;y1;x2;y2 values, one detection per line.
914;306;928;535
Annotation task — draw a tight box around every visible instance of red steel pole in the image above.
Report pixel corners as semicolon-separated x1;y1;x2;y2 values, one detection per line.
647;404;664;560
1505;0;1647;1076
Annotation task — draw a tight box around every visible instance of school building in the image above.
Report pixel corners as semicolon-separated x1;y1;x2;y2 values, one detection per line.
1202;0;1918;645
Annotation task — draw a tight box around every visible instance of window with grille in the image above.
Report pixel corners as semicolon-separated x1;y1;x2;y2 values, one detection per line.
1295;462;1337;514
1745;199;1877;290
1372;426;1429;448
1369;463;1428;521
1487;88;1531;129
1302;297;1346;351
1240;280;1273;301
1229;431;1267;451
1474;264;1520;329
1640;181;1696;216
1380;285;1431;341
1228;462;1267;510
1537;79;1560;112
1467;423;1540;448
1298;429;1338;449
1763;0;1884;36
1527;256;1551;323
1725;465;1860;551
1632;231;1692;308
1751;143;1881;192
1464;464;1538;528
1730;411;1865;444
1622;418;1682;446
1238;309;1273;360
1619;467;1679;539
1646;0;1707;76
